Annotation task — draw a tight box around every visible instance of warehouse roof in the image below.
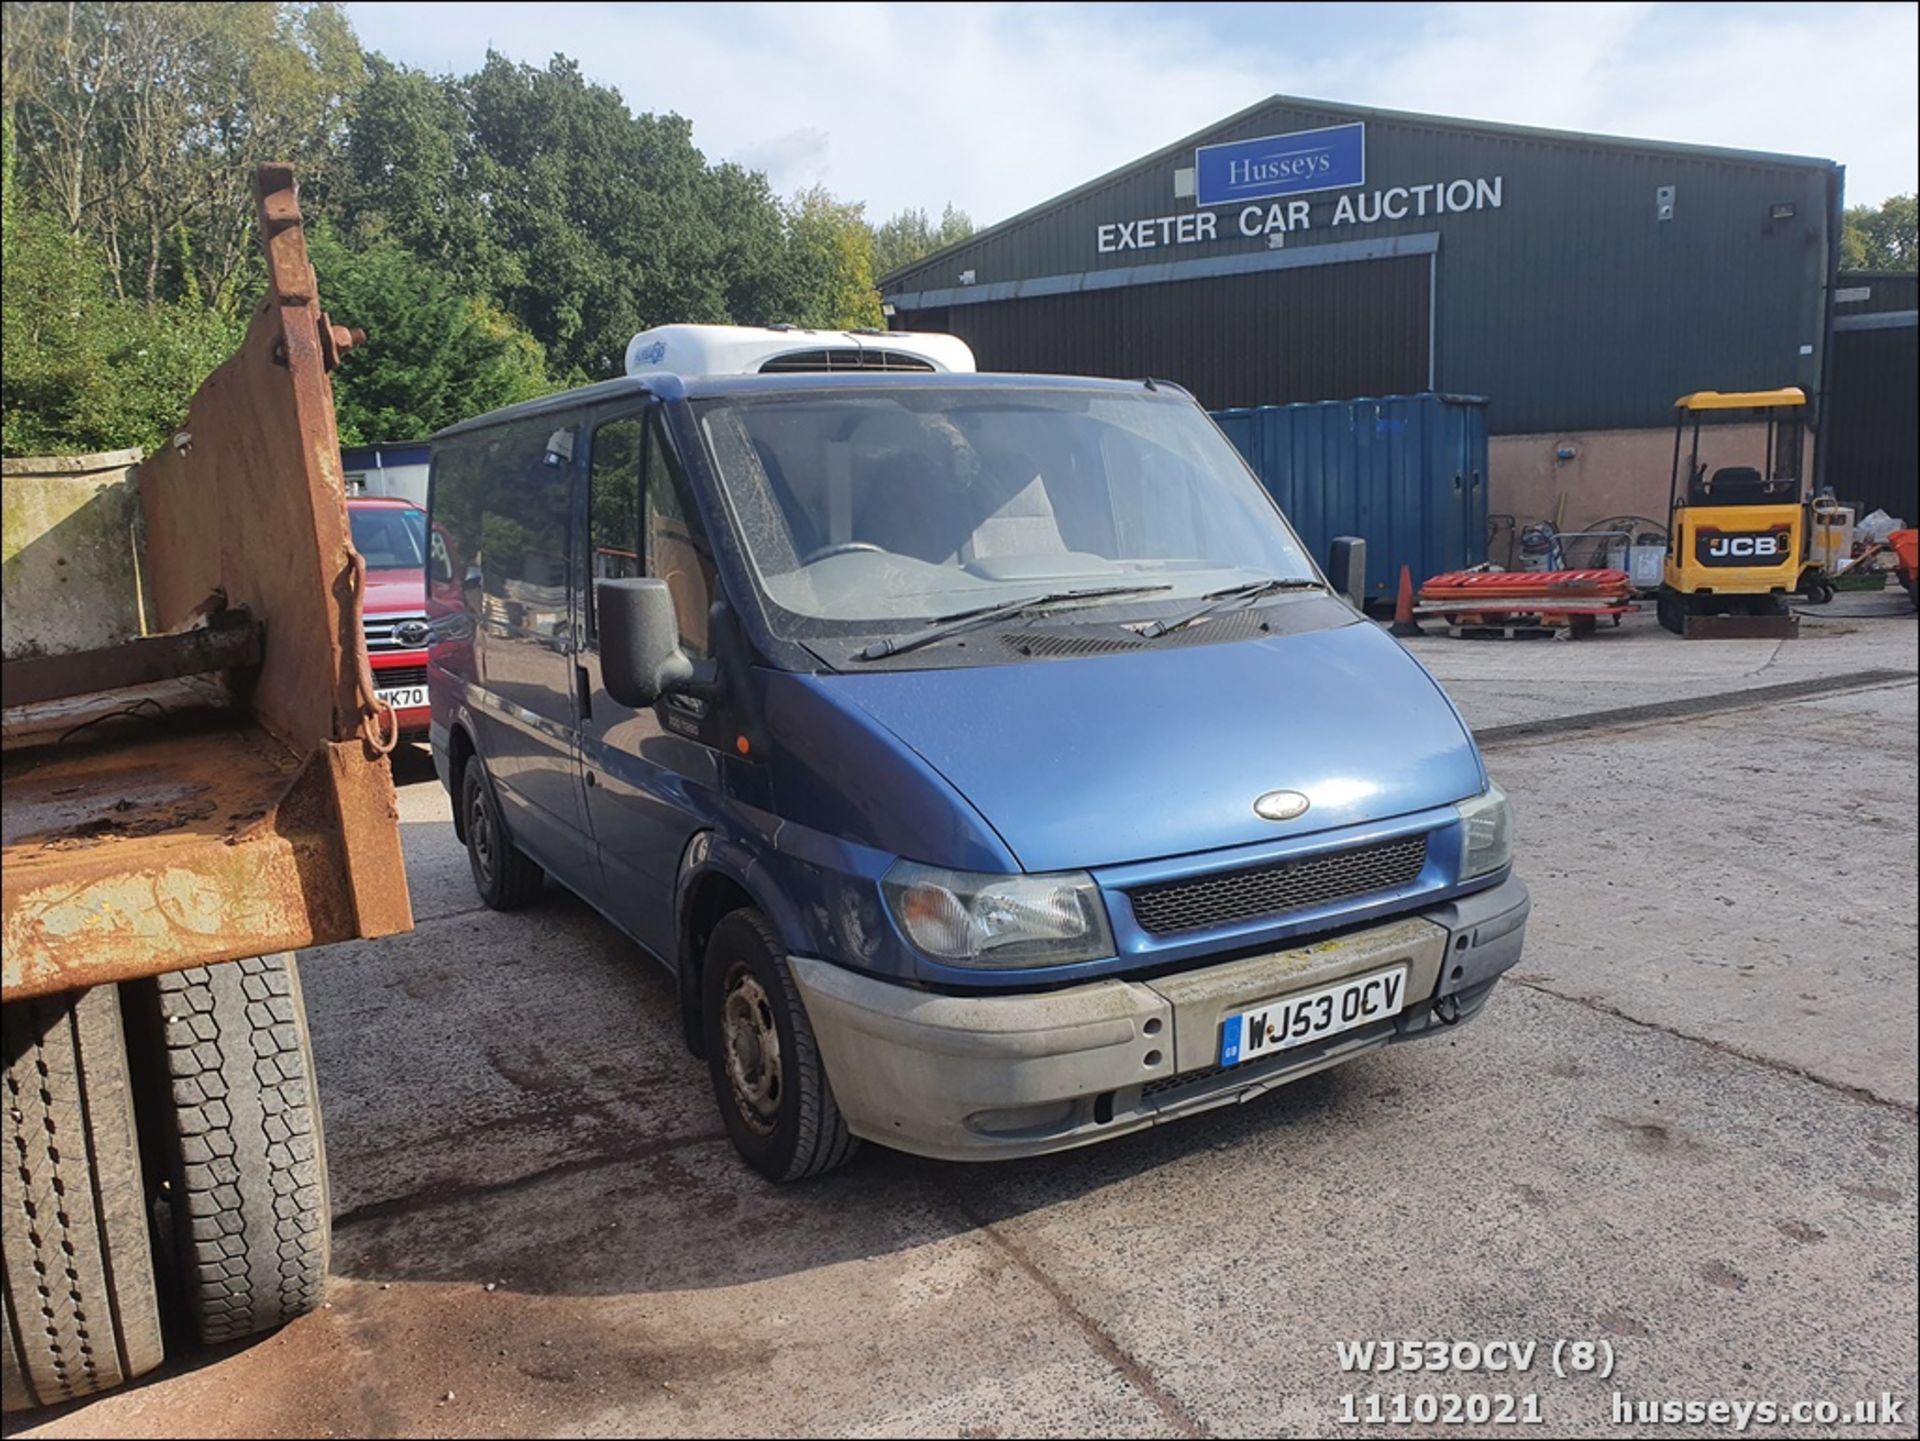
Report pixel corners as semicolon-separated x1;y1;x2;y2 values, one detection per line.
879;92;1840;289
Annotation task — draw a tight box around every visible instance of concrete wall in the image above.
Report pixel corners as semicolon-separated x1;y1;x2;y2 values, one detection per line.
1;449;149;660
1488;421;1809;564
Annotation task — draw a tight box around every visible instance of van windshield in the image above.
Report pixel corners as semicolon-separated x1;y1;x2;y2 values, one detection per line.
695;386;1315;627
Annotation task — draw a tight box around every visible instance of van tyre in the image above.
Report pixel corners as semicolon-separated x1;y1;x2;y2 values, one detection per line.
2;986;165;1411
461;760;544;909
131;955;330;1344
702;910;858;1182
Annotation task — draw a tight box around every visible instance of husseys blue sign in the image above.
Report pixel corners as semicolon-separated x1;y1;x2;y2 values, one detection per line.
1195;122;1366;207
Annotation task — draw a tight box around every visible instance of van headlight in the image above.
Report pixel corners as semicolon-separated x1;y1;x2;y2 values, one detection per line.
882;862;1115;967
1455;784;1514;881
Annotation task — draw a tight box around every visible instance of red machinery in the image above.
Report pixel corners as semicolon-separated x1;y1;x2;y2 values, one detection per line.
1416;569;1637;638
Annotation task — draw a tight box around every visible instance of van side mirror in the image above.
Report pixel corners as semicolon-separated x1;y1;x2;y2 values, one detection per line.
597;577;694;708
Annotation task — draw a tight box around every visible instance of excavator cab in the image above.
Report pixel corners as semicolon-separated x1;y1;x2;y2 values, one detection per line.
1658;388;1806;636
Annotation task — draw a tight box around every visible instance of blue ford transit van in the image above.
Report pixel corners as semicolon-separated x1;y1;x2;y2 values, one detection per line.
426;325;1529;1181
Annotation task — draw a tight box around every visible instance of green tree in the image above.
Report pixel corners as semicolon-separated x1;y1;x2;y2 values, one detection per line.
3;1;364;309
872;203;974;280
0;212;243;455
306;226;550;444
336;51;865;375
1840;193;1917;271
786;186;884;330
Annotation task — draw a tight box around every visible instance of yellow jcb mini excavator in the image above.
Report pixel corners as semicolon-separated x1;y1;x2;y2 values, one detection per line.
1657;388;1807;638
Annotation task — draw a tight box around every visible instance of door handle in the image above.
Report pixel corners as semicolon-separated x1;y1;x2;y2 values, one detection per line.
576;663;592;721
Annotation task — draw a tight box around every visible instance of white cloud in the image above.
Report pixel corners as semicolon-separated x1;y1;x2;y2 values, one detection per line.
346;1;1919;220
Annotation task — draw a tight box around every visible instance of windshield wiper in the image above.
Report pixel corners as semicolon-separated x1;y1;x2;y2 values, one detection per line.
1139;577;1325;639
854;584;1172;661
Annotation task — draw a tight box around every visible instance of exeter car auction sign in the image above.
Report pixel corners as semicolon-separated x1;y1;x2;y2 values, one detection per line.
1093;122;1506;255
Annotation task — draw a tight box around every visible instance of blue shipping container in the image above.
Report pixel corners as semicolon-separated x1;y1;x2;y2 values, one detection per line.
1211;394;1489;603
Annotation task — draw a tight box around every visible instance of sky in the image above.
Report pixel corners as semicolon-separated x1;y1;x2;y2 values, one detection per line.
344;1;1920;226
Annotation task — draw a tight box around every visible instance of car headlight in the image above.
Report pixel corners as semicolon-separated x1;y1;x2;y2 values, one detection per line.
881;862;1115;967
1456;784;1514;881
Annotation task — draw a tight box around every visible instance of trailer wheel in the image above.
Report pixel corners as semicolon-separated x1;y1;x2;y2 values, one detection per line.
2;986;165;1411
130;955;330;1344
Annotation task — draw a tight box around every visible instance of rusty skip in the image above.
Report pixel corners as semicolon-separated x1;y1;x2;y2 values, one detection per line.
2;162;412;1002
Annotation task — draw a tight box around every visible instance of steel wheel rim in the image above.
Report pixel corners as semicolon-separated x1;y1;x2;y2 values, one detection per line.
469;785;495;884
722;967;782;1134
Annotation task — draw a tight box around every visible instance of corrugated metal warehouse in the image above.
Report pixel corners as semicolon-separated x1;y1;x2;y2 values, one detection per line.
880;95;1850;552
1827;271;1919;524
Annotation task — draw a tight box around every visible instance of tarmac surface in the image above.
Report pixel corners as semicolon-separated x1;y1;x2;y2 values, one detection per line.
22;595;1919;1439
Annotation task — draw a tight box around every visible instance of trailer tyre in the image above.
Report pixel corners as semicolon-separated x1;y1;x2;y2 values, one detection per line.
460;760;545;909
2;986;165;1411
134;955;330;1344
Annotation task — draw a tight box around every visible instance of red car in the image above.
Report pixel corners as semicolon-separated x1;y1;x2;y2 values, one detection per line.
347;496;431;740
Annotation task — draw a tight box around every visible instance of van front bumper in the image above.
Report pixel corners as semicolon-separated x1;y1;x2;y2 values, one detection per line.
790;875;1529;1162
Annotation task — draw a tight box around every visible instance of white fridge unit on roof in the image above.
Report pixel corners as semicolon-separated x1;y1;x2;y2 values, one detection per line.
624;324;976;379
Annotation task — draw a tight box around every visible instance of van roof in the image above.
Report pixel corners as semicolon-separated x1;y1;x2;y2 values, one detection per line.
430;370;1178;442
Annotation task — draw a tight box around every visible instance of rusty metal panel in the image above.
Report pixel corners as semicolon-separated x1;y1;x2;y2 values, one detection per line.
0;610;261;708
1;724;409;1001
136;164;372;756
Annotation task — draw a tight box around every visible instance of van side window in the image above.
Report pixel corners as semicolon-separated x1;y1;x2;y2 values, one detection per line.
477;418;574;636
587;415;645;637
645;412;716;663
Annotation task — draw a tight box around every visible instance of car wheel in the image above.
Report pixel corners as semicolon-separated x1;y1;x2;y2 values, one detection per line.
702;909;858;1183
459;759;544;909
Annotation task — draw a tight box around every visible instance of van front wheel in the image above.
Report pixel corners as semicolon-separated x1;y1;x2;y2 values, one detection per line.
701;910;858;1182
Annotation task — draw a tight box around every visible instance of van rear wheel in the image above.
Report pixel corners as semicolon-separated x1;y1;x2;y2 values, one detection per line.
702;910;858;1182
460;759;544;910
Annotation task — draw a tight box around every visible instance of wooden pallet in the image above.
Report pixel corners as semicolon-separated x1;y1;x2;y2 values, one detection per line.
1442;617;1596;640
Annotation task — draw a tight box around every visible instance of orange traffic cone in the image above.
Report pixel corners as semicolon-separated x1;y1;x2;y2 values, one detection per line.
1389;565;1425;637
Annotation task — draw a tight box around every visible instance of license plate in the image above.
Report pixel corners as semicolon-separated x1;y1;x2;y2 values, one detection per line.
374;685;427;710
1219;964;1409;1067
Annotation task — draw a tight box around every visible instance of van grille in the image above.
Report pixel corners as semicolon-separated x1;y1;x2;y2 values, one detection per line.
364;610;429;653
373;665;428;689
757;348;936;373
1126;834;1429;937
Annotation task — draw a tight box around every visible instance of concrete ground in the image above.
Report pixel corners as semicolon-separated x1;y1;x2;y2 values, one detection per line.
22;596;1919;1439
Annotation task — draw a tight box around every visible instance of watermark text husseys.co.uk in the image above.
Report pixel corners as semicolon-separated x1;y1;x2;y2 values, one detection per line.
1612;1392;1905;1431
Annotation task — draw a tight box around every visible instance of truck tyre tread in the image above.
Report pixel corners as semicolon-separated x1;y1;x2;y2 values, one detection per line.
704;909;859;1183
137;955;331;1344
2;986;165;1411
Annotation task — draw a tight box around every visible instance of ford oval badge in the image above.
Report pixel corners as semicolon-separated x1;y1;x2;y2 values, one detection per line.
1254;790;1311;822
